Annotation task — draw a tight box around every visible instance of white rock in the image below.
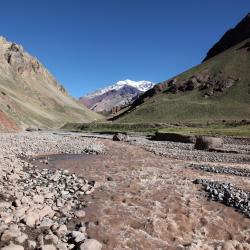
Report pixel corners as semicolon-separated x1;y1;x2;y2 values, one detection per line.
0;201;11;208
56;242;68;250
27;240;36;249
80;239;102;250
44;193;54;199
1;225;22;241
39;205;55;218
41;245;56;250
15;233;28;244
56;224;67;237
33;194;44;203
2;243;24;250
24;212;40;227
74;210;86;218
44;234;59;244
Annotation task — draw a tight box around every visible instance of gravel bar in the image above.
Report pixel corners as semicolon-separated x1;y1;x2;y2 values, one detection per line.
194;179;250;218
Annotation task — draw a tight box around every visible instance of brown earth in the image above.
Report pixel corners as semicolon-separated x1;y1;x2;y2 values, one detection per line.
33;139;250;250
0;110;19;132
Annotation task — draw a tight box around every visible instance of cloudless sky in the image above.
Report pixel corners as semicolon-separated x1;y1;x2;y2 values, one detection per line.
1;0;250;97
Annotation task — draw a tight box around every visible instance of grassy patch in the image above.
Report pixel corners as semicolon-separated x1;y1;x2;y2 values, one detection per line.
158;124;250;137
62;121;250;137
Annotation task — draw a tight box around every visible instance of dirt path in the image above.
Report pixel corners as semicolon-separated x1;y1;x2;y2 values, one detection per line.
34;139;250;250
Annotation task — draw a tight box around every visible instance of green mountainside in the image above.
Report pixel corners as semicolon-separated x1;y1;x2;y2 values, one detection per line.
114;15;250;124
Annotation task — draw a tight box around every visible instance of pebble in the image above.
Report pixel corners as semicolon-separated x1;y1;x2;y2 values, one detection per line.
2;243;24;250
80;239;103;250
74;210;86;218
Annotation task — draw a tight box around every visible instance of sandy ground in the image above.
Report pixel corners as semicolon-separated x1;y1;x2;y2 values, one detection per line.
33;138;250;250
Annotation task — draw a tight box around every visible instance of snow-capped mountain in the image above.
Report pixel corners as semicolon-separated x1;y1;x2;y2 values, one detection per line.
79;79;155;115
85;79;154;98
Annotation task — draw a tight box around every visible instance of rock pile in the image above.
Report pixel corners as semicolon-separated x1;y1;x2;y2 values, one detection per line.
189;163;250;177
194;179;250;218
0;132;104;249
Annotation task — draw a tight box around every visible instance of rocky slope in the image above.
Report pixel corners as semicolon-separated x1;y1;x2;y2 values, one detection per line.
113;14;250;123
0;36;100;132
79;80;154;115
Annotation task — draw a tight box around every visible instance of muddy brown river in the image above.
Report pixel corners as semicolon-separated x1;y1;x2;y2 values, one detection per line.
29;139;250;249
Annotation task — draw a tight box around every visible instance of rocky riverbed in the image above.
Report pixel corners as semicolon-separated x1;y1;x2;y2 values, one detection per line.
0;131;104;250
1;131;250;250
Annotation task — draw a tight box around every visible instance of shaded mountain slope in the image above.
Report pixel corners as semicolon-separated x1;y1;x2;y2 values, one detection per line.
113;15;250;124
204;13;250;61
0;36;101;131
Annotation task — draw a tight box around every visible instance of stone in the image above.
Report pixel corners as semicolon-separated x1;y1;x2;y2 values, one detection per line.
56;243;68;250
39;205;55;218
15;233;28;244
44;193;54;199
80;239;102;250
13;199;21;207
44;234;59;244
0;201;11;208
2;243;24;250
27;240;36;249
33;194;44;204
74;210;86;218
194;136;223;150
56;224;67;237
41;245;57;250
112;133;129;142
23;212;40;227
39;217;54;228
1;225;22;241
75;232;86;243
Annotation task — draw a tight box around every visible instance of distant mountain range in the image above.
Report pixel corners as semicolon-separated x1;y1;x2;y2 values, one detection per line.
112;13;250;123
0;36;100;131
79;80;154;115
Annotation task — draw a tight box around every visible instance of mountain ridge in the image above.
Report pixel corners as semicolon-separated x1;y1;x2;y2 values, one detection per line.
79;79;154;115
0;36;100;131
203;13;250;61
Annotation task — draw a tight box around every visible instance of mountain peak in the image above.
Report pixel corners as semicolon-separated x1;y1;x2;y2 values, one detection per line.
203;13;250;61
85;79;154;98
79;79;155;115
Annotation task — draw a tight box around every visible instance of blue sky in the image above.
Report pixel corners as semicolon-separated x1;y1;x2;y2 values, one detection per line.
1;0;250;97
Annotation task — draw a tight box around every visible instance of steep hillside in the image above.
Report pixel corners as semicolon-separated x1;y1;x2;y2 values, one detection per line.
114;15;250;124
0;36;100;131
204;13;250;61
79;80;154;115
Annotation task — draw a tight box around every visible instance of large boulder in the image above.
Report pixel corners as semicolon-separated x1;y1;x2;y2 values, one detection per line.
112;133;129;142
195;136;223;150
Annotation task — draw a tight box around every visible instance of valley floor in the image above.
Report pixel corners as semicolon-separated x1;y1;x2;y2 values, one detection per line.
0;131;250;249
